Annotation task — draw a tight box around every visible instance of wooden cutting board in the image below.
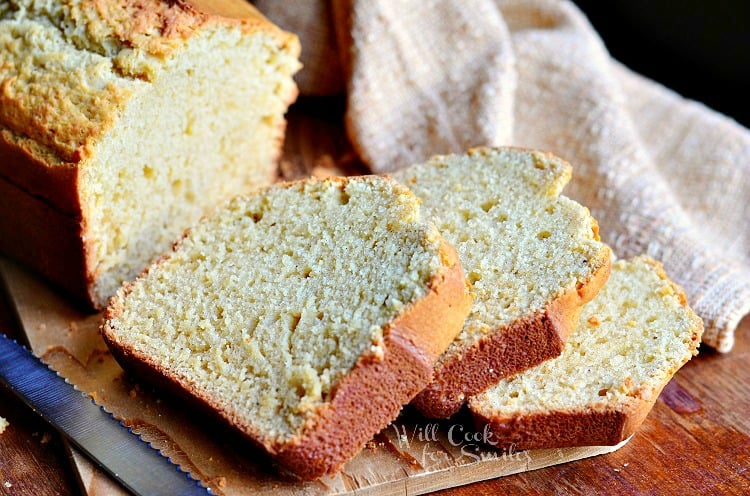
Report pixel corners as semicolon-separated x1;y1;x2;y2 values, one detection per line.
0;104;629;495
0;258;628;495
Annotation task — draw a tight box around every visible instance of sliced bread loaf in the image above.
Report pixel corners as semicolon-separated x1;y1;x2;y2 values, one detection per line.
0;0;300;308
469;256;703;449
100;175;472;480
393;147;611;418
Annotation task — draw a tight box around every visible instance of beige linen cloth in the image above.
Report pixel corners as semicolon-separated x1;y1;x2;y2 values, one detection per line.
256;0;750;352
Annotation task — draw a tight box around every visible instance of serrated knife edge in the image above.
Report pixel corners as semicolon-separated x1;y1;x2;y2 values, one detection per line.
0;332;211;496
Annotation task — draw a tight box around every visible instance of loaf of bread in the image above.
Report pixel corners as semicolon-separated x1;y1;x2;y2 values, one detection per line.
0;0;300;308
469;256;703;449
394;147;611;418
100;175;472;480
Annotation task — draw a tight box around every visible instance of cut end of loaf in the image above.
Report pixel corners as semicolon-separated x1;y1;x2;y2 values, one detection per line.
394;147;611;418
101;175;470;479
0;0;301;309
469;256;703;450
0;0;299;160
84;22;300;307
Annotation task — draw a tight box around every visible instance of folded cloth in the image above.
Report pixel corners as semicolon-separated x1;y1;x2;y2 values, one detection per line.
254;0;750;352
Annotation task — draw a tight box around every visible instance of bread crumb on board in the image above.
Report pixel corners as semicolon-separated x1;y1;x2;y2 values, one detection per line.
0;416;8;434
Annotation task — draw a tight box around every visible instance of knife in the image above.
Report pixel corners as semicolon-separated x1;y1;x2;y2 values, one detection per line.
0;332;210;496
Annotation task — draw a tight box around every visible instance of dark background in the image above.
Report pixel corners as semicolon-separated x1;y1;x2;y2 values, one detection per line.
573;0;750;128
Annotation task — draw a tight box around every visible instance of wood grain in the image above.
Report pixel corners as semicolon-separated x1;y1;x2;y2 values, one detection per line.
0;256;628;495
0;290;80;496
437;319;750;496
0;98;748;495
0;402;79;496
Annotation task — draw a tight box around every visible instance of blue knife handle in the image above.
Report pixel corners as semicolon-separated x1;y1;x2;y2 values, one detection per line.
0;333;210;496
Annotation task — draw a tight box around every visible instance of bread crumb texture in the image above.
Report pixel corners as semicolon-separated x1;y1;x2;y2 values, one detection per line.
394;147;608;355
471;256;703;415
0;416;8;434
105;176;445;443
0;0;295;160
0;0;301;306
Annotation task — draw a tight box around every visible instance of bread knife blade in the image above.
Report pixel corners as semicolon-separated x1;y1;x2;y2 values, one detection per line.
0;332;210;496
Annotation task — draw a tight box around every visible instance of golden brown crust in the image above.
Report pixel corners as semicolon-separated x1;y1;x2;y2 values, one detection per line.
470;397;654;450
469;370;680;451
412;248;612;419
0;0;297;163
101;237;472;481
467;255;703;451
0;173;94;308
0;113;286;310
0;130;80;214
0;0;296;310
272;242;472;479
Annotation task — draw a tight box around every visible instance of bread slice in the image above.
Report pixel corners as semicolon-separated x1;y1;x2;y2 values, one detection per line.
393;147;611;418
469;256;703;449
100;175;472;480
0;0;300;308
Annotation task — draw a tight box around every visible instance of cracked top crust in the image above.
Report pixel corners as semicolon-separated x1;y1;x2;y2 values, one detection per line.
0;0;297;163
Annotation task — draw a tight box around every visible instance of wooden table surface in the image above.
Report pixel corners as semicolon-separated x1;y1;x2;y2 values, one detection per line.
1;100;749;495
2;288;749;496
